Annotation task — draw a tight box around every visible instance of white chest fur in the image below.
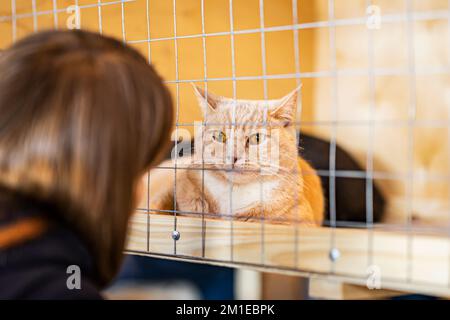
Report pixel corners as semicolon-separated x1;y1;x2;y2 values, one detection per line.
201;171;279;215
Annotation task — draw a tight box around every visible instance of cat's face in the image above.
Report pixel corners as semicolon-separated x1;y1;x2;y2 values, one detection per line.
193;85;300;184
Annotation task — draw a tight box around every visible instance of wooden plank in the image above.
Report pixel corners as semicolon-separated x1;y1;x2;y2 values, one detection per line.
262;274;308;300
309;277;404;300
126;213;450;297
235;270;262;300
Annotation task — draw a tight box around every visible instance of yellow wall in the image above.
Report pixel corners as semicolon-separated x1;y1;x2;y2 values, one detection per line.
0;0;320;134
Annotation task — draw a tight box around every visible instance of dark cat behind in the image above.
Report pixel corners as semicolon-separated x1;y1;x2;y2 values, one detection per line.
300;133;385;226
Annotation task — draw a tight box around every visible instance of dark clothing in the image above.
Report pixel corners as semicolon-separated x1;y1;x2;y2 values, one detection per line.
0;198;103;299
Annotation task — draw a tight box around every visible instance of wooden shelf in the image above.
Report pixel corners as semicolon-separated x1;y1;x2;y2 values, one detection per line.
126;212;450;298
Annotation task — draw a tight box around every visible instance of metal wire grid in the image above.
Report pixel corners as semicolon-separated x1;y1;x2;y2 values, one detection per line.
3;0;450;287
447;0;450;290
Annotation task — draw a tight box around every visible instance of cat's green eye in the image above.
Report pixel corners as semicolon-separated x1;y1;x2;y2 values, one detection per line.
212;131;227;143
248;133;266;145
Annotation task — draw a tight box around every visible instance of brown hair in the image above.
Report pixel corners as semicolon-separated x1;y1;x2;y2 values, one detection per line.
0;30;173;285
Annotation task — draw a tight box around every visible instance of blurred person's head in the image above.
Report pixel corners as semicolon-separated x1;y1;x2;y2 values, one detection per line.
0;30;173;285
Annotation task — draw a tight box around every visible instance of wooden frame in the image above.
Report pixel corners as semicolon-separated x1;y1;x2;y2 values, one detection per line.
126;213;450;298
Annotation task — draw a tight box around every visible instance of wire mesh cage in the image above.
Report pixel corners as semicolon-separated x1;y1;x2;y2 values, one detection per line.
1;0;450;297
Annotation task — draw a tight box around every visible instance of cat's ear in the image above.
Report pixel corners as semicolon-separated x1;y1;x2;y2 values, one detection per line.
269;84;302;125
191;83;220;115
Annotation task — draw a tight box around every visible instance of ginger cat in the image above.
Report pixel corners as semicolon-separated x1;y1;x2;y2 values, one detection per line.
148;85;324;225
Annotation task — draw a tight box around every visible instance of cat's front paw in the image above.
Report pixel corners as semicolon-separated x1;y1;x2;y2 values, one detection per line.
149;194;174;212
178;197;210;215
